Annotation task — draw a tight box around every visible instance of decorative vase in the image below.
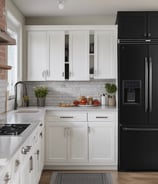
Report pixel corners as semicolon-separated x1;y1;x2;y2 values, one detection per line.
108;95;116;106
37;97;46;107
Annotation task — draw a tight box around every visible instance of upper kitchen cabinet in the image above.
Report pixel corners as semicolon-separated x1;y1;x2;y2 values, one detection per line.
93;28;117;79
48;31;65;80
27;30;65;81
27;31;49;81
148;12;158;39
117;12;158;39
26;25;117;81
69;31;89;81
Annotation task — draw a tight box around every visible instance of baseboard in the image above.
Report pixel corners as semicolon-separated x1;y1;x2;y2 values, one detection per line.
44;165;117;170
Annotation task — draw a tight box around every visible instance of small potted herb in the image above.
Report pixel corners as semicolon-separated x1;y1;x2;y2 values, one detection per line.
34;86;48;106
105;83;117;106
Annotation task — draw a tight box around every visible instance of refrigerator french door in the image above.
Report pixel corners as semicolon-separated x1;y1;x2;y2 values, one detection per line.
118;43;158;171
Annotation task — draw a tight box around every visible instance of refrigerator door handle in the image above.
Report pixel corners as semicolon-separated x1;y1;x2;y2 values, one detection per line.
122;127;158;131
149;57;152;112
145;57;149;112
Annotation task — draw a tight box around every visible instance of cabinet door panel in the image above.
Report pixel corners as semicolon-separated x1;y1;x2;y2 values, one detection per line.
148;13;158;39
89;122;115;164
94;30;117;79
45;123;67;163
27;31;49;81
117;12;146;39
20;156;33;184
149;45;158;125
69;31;89;81
48;31;65;81
68;123;88;162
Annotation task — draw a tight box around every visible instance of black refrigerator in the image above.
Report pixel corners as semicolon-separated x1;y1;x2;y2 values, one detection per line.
118;43;158;171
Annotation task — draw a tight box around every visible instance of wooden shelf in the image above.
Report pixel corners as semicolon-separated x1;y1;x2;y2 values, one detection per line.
0;30;16;45
0;64;12;70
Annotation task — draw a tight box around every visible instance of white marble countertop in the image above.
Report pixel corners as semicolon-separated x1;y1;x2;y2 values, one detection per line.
45;105;117;111
8;105;117;112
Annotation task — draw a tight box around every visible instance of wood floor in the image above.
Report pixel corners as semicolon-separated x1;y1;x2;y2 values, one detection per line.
39;170;158;184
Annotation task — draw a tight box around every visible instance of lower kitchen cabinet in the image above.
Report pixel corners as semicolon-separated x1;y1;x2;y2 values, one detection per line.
88;122;115;164
88;112;117;165
20;155;34;184
68;124;88;162
45;121;88;164
0;121;44;184
45;110;117;169
45;123;67;163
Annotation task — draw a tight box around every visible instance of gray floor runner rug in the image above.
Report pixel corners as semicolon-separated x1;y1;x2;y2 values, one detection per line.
50;172;112;184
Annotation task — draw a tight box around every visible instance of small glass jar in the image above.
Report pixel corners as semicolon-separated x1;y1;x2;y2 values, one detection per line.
87;96;93;105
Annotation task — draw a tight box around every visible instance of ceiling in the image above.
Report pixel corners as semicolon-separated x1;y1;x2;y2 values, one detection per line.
12;0;158;17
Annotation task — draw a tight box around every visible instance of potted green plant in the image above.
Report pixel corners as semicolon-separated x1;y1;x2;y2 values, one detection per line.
105;83;117;106
34;86;48;107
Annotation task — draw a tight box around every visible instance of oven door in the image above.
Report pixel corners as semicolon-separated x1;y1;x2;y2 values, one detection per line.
119;126;158;171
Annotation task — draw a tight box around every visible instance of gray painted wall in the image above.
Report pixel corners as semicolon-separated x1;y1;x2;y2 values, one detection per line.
26;15;116;25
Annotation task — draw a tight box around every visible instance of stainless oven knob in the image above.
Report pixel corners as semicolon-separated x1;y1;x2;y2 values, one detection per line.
21;147;28;155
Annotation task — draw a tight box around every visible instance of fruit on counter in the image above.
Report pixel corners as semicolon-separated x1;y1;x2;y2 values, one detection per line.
73;100;80;106
79;96;87;105
92;99;101;106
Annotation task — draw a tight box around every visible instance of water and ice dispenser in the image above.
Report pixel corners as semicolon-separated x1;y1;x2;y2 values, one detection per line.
123;80;141;104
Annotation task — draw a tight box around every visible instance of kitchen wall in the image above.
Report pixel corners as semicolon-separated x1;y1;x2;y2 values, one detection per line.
26;15;116;25
6;0;26;80
0;0;8;113
25;80;115;106
0;0;7;80
0;0;25;113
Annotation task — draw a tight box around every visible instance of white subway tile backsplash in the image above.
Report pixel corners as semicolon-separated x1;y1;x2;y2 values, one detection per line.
26;80;115;106
0;80;7;113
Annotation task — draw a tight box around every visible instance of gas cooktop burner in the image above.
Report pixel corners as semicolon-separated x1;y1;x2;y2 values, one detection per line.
0;124;30;135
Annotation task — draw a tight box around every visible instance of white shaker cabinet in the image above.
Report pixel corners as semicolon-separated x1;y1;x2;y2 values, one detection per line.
27;31;49;81
45;122;88;164
45;123;67;163
45;112;88;165
27;31;65;81
94;29;117;79
67;123;88;162
48;31;65;80
88;112;117;165
69;31;89;81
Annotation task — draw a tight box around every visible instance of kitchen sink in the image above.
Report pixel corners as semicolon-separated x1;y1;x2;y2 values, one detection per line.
15;110;39;113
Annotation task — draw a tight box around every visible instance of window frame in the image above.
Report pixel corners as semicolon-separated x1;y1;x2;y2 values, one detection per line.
7;13;22;97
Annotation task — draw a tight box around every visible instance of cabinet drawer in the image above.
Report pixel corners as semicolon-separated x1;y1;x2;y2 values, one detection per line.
46;111;87;122
88;112;114;122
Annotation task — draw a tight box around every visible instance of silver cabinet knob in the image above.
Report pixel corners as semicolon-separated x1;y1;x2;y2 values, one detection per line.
21;147;27;155
21;146;32;154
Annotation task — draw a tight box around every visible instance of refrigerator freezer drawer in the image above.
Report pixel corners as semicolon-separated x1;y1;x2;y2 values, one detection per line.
119;127;158;171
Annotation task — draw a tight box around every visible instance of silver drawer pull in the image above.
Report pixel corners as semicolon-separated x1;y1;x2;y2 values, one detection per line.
96;116;108;119
60;116;74;119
